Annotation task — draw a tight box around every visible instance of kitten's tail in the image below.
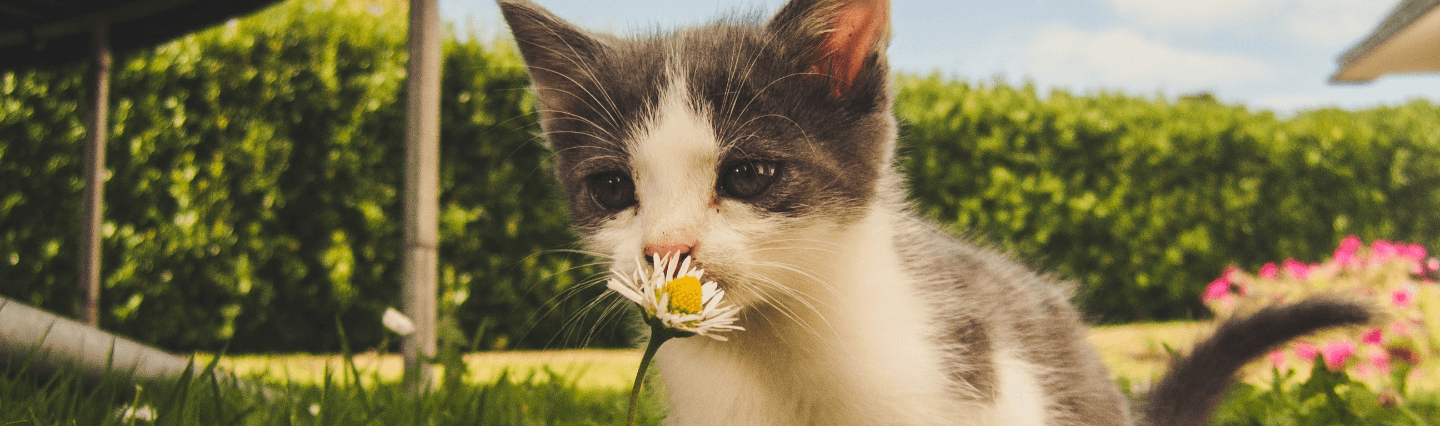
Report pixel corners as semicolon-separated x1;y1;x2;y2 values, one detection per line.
1137;297;1374;426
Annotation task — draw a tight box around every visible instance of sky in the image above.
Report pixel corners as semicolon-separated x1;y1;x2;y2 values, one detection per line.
438;0;1440;115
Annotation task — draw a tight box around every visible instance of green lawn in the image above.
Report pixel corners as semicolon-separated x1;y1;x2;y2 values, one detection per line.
8;322;1435;425
206;349;641;390
211;321;1438;392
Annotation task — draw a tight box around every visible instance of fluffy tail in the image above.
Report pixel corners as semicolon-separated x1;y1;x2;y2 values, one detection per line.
1137;297;1374;426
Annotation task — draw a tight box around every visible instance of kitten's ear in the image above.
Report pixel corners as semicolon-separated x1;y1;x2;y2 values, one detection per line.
767;0;891;97
499;0;604;114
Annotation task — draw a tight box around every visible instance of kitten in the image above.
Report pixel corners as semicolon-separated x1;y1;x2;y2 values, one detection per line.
497;1;1372;425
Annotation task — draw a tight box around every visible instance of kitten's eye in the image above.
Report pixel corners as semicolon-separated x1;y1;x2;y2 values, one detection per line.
719;160;780;199
587;172;637;210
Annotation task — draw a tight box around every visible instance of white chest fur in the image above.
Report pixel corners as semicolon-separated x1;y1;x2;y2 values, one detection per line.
651;208;1051;426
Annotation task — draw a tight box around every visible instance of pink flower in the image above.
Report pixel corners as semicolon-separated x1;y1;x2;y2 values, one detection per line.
1392;288;1414;308
1259;263;1279;280
1399;244;1427;261
1282;259;1311;280
1372;240;1398;265
1202;278;1231;303
1361;328;1383;345
1294;342;1319;361
1369;349;1392;374
1320;341;1356;370
1390;320;1412;337
1335;236;1362;266
1268;349;1287;370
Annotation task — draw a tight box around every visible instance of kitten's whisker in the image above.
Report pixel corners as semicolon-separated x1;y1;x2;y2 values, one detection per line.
523;41;623;128
529;78;620;130
717;48;766;144
539;130;617;147
575;295;629;349
551;290;615;349
536;108;623;142
726;71;823;148
737;275;835;340
738;260;849;312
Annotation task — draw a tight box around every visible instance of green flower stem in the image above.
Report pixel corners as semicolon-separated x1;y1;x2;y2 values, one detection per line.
627;323;671;426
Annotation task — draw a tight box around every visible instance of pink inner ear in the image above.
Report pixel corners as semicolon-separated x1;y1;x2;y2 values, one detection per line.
812;0;889;97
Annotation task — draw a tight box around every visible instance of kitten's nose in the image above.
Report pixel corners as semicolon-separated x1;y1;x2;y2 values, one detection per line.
644;240;695;265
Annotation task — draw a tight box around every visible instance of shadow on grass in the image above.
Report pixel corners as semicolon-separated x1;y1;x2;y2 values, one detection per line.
0;352;668;426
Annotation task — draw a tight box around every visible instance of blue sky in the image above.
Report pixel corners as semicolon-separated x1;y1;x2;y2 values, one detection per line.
439;0;1440;114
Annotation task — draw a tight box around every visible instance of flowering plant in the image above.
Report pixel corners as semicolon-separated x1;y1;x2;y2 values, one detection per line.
1202;236;1438;397
607;252;742;426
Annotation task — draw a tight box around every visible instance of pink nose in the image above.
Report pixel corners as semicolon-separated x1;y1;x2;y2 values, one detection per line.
644;240;696;261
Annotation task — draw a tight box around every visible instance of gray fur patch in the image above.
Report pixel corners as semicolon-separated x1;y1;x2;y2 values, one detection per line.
502;0;894;228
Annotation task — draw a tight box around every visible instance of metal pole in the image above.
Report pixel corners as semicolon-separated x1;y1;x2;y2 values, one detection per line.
0;296;267;397
0;296;195;386
402;0;441;390
79;23;110;327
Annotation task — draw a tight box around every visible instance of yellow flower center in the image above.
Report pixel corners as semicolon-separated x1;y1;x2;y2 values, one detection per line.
664;276;703;315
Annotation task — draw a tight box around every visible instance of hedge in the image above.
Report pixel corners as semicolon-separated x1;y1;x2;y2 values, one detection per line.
0;0;622;352
2;0;1438;352
896;78;1440;321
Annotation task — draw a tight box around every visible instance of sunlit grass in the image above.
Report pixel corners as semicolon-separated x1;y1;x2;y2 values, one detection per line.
205;321;1439;393
202;349;641;390
10;321;1433;425
3;351;667;425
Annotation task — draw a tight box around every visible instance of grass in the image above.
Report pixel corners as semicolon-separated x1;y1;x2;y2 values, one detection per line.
203;349;641;391
210;322;1440;391
1;352;669;425
6;322;1439;425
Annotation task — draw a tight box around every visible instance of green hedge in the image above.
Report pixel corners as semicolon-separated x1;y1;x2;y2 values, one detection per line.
3;0;1439;352
897;77;1440;322
0;0;623;352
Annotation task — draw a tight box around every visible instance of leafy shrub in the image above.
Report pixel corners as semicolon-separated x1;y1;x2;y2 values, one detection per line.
896;77;1440;322
0;0;622;352
1202;236;1439;400
1199;236;1440;424
1211;361;1439;426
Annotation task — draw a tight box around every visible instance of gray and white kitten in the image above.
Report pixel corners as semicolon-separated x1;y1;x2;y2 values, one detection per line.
497;1;1372;425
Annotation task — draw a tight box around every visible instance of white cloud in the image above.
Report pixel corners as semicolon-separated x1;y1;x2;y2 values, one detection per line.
1107;0;1397;47
1283;0;1395;48
1023;23;1275;92
1107;0;1289;32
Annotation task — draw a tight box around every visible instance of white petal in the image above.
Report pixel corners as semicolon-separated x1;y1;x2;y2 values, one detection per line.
382;307;416;336
606;278;645;304
703;288;729;312
664;253;681;281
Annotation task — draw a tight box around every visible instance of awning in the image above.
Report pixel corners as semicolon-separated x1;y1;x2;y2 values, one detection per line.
1332;0;1440;83
0;0;282;70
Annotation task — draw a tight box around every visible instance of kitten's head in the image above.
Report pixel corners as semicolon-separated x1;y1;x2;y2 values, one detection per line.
500;0;896;308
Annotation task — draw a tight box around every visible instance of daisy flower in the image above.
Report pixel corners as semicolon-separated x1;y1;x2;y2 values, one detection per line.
381;307;416;336
606;252;743;340
608;251;743;426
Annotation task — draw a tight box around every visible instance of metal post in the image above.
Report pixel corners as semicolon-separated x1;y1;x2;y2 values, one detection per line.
1;296;195;386
0;296;268;398
79;23;110;327
402;0;441;390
